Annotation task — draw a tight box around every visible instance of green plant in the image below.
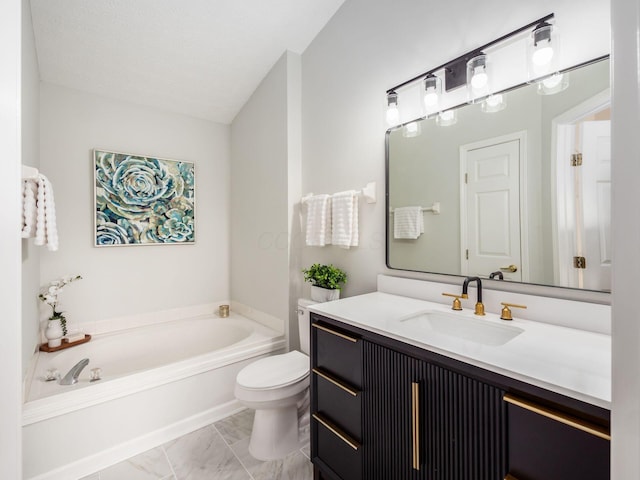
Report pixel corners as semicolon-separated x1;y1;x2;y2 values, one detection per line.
302;264;347;290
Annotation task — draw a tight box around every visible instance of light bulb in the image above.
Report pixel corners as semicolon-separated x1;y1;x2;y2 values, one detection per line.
402;121;421;137
385;91;399;126
471;68;488;90
424;89;438;107
386;105;400;126
542;73;562;89
436;110;457;126
532;44;554;66
482;94;506;113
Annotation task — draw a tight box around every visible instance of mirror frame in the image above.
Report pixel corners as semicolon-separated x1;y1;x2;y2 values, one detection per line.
384;55;611;304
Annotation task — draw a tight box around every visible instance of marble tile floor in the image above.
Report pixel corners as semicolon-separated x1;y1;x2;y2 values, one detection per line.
80;409;312;480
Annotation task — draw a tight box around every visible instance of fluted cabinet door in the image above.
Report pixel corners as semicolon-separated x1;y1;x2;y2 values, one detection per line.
363;341;507;480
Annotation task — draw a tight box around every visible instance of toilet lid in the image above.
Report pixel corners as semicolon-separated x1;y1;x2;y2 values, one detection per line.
237;351;309;390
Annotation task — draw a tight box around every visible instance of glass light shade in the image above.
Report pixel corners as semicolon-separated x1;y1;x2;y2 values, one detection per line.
423;74;441;113
386;91;400;126
481;94;507;113
402;121;422;137
466;54;490;103
527;22;559;81
436;110;457;126
536;72;569;95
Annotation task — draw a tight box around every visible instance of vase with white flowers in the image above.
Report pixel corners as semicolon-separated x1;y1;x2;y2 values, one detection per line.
39;275;82;347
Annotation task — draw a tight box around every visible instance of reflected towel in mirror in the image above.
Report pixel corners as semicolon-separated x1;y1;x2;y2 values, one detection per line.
393;206;424;239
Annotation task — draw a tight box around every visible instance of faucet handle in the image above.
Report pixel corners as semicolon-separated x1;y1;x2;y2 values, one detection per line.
500;302;527;321
442;292;468;311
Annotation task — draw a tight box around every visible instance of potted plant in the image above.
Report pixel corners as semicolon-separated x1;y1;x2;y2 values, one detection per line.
38;274;82;347
302;264;347;302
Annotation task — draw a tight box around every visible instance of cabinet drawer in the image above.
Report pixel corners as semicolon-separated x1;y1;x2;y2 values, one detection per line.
314;367;361;438
505;393;610;480
312;321;362;388
313;413;362;480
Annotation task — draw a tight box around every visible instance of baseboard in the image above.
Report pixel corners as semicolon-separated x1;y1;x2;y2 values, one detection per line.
28;400;245;480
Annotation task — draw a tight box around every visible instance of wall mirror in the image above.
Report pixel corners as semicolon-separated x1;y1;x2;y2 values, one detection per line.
386;56;610;292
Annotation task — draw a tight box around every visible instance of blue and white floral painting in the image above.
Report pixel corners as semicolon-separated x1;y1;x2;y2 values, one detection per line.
94;150;195;246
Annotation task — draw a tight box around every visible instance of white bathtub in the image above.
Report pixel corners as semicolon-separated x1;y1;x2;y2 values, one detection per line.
22;309;286;480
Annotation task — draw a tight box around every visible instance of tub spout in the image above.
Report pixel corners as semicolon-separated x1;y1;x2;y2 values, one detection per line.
60;358;90;385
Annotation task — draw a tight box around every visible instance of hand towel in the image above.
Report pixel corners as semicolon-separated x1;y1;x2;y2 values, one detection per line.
305;194;332;246
331;190;359;248
21;178;37;238
393;206;424;239
33;173;59;251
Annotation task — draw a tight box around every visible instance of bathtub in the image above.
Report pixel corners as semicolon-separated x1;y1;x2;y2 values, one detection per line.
22;308;286;480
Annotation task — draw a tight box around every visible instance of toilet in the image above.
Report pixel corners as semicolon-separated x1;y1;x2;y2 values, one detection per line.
234;298;314;460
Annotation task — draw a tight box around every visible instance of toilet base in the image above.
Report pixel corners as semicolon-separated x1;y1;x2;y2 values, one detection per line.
248;405;303;461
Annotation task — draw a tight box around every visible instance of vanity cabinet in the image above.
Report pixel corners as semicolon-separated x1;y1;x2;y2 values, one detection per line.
310;313;610;480
504;393;610;480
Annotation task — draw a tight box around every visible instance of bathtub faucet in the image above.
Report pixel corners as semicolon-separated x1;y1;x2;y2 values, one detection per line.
60;358;90;385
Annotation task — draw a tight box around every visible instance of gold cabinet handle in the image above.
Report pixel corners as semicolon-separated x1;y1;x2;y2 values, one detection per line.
504;393;611;441
312;367;360;397
411;382;420;471
312;323;359;343
500;264;518;272
312;413;360;450
505;475;520;480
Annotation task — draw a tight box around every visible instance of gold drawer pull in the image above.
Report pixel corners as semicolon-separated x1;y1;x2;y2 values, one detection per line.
411;381;420;471
505;475;519;480
504;393;611;441
312;323;359;343
312;368;360;397
312;413;360;451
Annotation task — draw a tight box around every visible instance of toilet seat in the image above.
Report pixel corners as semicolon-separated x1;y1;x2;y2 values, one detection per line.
236;351;309;390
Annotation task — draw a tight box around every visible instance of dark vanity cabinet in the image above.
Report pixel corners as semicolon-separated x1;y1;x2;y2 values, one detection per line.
310;313;611;480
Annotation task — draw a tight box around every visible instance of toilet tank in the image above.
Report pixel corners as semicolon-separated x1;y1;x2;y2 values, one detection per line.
297;298;315;355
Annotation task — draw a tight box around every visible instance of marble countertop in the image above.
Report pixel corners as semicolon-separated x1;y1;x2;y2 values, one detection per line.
309;292;611;409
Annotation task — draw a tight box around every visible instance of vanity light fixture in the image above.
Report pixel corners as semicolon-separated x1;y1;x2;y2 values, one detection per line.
481;94;507;113
436;110;457;126
528;21;559;80
466;54;490;103
384;13;554;128
386;91;400;126
423;74;442;113
402;121;421;137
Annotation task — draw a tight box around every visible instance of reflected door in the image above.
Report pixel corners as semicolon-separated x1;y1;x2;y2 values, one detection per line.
580;120;611;291
461;136;523;281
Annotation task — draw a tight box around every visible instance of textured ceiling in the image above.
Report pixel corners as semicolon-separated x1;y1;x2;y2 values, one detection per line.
30;0;345;124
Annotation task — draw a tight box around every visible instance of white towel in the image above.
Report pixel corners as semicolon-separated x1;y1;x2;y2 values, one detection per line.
21;179;37;238
305;194;332;246
331;190;359;248
393;206;424;239
33;173;59;251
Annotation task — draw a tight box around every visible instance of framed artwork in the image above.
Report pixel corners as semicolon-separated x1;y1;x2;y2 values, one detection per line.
94;149;195;246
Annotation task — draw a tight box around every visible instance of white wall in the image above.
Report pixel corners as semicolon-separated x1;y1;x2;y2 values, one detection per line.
611;0;640;476
21;0;41;374
230;51;302;345
301;0;610;299
0;0;23;475
37;83;230;331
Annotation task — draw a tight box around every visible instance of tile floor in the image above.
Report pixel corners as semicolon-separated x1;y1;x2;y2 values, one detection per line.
80;409;313;480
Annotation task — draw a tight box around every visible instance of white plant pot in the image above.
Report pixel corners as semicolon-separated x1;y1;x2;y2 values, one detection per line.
310;286;340;303
45;318;64;348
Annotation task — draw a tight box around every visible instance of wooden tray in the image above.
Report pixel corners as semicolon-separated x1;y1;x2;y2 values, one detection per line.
39;334;91;353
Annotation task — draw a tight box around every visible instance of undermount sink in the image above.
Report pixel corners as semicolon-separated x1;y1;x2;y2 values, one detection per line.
398;310;524;346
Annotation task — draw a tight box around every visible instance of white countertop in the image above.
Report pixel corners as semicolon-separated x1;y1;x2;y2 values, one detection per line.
309;292;611;409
